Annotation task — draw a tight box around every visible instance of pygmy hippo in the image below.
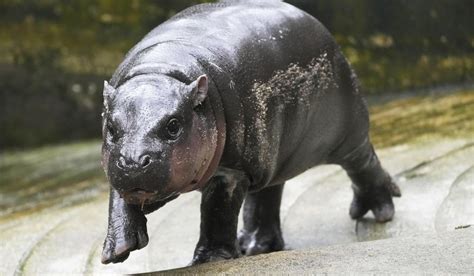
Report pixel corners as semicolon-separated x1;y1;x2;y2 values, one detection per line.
101;0;401;265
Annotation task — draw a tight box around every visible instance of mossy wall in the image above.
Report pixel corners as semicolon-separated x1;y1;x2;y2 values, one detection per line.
0;0;472;149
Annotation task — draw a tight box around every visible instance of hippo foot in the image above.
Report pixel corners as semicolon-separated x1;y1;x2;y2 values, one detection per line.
101;216;148;264
191;245;240;265
238;226;284;256
349;179;401;223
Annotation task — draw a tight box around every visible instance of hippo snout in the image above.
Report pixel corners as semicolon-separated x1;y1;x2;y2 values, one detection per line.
107;147;172;200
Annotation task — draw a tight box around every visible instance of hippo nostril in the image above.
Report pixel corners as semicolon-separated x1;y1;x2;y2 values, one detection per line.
140;155;152;168
116;156;127;169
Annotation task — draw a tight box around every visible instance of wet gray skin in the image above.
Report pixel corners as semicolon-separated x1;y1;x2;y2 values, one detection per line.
100;0;400;265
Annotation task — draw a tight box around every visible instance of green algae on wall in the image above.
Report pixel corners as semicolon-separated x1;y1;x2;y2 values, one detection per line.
370;90;474;148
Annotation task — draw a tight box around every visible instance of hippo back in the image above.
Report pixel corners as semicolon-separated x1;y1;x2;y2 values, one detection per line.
110;0;365;190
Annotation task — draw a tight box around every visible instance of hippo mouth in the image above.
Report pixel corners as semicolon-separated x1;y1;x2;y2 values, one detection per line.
120;188;177;207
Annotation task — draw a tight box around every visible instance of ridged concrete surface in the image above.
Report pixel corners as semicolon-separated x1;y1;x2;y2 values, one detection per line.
1;138;473;275
158;228;474;275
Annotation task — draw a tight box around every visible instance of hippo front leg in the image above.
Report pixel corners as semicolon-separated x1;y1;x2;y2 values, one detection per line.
239;183;285;256
101;187;149;264
192;169;249;265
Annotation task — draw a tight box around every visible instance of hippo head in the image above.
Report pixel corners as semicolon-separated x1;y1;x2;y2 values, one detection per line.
101;74;219;206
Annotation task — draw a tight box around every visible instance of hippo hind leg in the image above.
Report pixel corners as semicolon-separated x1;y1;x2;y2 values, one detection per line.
337;138;401;222
238;183;285;256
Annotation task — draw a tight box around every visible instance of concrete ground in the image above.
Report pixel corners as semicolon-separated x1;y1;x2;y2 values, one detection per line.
1;90;473;274
159;228;473;275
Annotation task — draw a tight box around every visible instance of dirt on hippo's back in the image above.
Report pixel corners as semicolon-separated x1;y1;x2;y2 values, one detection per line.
246;52;337;166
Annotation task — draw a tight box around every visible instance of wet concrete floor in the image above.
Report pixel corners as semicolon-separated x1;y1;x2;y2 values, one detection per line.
162;227;473;274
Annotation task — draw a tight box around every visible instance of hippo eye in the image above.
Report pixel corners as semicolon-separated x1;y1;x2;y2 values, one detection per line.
107;123;115;136
165;118;182;139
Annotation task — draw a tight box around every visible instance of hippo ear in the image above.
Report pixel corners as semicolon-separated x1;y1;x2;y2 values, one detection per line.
103;80;115;98
103;81;115;110
190;75;208;107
